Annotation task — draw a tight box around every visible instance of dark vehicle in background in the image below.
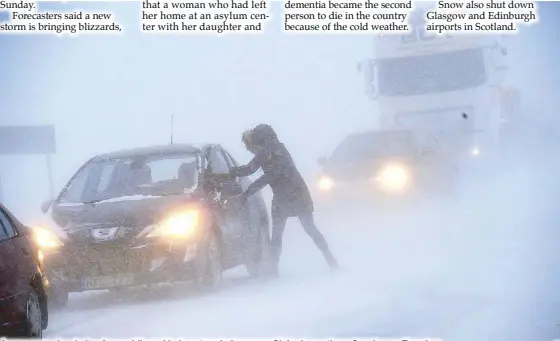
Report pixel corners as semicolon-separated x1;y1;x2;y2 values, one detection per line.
314;129;459;204
0;203;49;338
37;144;270;307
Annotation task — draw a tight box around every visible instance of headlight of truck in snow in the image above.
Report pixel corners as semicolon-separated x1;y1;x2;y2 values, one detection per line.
372;163;410;193
470;147;480;157
317;176;335;192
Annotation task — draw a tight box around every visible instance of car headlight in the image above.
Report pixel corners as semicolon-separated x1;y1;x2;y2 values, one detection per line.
146;209;200;239
33;226;64;249
317;176;335;192
470;147;480;157
374;164;410;192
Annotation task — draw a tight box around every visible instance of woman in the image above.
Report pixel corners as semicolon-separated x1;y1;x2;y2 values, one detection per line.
232;124;339;275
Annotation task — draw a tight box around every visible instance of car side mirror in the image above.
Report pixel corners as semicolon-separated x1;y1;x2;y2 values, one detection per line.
317;157;327;166
41;199;54;214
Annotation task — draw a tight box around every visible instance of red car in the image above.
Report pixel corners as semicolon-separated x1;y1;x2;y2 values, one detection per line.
0;203;49;338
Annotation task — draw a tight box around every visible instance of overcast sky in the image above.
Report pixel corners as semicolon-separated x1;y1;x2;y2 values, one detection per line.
0;1;558;219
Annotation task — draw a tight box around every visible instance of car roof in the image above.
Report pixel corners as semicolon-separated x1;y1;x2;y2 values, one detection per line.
93;143;212;161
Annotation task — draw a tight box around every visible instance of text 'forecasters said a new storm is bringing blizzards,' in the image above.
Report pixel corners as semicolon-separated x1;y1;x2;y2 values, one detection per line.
0;0;539;36
0;0;123;35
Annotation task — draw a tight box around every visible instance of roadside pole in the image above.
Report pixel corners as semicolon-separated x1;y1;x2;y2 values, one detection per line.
46;153;54;200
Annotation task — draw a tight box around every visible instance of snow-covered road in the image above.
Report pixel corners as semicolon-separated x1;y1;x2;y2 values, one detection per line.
43;167;560;340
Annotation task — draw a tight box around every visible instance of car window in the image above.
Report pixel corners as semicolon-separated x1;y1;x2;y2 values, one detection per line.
98;162;117;193
0;209;16;241
59;163;91;204
332;132;415;161
222;150;238;168
58;153;200;205
147;157;187;183
209;148;230;174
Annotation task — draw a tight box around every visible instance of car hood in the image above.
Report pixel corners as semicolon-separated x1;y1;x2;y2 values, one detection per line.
51;194;200;244
322;156;417;182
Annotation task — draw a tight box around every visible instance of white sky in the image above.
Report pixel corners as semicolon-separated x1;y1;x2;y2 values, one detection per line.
0;1;554;220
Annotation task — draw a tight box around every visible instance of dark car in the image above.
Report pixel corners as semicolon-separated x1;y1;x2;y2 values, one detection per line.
37;143;270;307
314;129;459;204
0;203;49;338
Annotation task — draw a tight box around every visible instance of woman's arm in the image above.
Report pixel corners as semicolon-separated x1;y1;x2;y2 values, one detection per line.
241;174;269;199
231;151;267;177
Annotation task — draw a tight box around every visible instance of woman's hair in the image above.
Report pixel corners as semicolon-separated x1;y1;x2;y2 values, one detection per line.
242;130;258;153
251;124;279;146
242;124;278;154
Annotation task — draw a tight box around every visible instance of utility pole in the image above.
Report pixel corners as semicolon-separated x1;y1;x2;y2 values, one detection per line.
170;114;174;145
46;153;54;199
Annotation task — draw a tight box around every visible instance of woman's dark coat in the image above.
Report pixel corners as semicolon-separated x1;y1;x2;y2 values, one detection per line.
231;124;314;219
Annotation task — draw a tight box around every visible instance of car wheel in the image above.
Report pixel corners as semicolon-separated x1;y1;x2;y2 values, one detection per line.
23;288;43;338
245;218;270;278
49;286;69;309
193;231;222;291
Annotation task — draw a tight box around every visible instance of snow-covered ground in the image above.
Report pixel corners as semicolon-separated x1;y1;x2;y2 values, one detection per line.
43;163;559;341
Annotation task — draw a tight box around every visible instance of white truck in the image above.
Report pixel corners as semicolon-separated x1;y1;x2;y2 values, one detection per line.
358;19;521;161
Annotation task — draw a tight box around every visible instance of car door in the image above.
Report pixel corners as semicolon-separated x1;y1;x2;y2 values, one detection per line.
0;207;34;301
207;147;245;263
221;149;256;235
221;150;248;190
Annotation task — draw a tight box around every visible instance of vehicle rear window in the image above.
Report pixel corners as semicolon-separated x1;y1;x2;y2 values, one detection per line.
331;132;416;161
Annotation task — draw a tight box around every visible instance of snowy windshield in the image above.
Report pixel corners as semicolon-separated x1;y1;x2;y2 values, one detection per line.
377;48;486;96
395;111;475;150
56;153;200;205
331;132;419;162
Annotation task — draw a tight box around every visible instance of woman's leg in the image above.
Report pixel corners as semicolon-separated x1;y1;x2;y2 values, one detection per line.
269;214;288;275
298;211;339;269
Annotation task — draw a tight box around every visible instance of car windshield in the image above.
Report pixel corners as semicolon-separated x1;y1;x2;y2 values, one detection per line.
331;132;418;162
57;153;200;206
396;112;474;150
